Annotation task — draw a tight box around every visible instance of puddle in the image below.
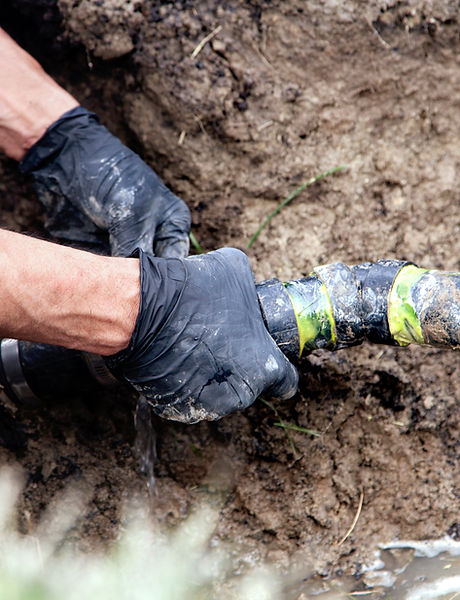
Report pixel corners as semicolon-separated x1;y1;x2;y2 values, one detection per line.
361;537;460;600
293;537;460;600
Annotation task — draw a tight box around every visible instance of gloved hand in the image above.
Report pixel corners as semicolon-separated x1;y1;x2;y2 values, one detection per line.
19;106;191;258
106;248;298;423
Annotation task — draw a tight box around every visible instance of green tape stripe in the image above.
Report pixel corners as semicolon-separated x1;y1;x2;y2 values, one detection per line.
284;281;336;357
388;265;428;346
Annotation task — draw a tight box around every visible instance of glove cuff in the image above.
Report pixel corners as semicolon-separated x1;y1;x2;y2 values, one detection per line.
104;248;145;370
104;249;187;372
19;106;99;174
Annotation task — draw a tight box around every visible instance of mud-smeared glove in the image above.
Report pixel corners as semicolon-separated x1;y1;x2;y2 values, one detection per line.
105;248;298;423
20;106;191;258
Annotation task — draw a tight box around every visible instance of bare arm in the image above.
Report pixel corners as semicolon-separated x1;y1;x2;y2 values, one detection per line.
0;27;78;160
0;229;139;355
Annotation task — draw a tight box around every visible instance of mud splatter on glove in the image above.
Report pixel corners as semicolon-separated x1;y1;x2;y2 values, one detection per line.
105;248;298;423
20;106;191;258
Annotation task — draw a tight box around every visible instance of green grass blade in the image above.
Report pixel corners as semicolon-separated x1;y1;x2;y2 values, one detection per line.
260;398;298;456
189;231;203;254
274;421;321;437
246;164;347;249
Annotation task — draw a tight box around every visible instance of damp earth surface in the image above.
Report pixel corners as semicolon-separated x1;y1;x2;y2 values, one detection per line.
0;0;459;596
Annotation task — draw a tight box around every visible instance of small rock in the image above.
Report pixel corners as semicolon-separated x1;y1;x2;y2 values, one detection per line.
211;39;226;53
423;396;435;410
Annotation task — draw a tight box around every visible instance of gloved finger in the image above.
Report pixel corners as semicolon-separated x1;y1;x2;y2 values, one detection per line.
108;207;158;258
154;209;192;259
109;226;150;257
32;181;112;254
156;235;190;259
151;367;261;423
265;346;299;400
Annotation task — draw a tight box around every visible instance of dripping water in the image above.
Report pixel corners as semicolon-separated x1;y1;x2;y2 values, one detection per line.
134;395;157;499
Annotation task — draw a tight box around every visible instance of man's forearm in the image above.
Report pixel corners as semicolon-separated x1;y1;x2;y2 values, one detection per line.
0;28;78;160
0;230;140;355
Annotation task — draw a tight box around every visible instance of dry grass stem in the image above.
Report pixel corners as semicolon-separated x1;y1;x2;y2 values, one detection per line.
191;25;223;58
367;17;392;49
257;120;274;132
337;490;364;546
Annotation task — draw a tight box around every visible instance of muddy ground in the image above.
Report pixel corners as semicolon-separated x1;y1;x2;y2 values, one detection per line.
0;0;459;591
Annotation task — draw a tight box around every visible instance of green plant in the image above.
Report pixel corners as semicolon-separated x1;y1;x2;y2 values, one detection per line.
260;398;298;456
260;398;321;461
0;469;283;600
273;422;321;437
189;231;203;254
189;166;346;254
247;166;347;249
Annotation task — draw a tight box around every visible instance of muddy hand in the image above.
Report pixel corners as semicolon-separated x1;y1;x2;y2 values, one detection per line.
20;106;191;258
105;248;299;424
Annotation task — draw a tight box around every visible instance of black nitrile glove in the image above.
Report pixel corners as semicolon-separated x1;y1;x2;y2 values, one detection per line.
20;106;191;258
106;248;298;423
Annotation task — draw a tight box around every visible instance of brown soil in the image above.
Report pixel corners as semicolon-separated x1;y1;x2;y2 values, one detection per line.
0;0;459;587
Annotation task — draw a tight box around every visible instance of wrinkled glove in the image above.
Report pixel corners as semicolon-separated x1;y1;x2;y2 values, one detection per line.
20;106;191;258
106;248;298;423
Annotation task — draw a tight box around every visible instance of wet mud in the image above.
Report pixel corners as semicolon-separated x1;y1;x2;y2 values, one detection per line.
0;0;459;586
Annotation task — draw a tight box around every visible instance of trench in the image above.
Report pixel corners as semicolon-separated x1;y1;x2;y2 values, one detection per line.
0;1;459;596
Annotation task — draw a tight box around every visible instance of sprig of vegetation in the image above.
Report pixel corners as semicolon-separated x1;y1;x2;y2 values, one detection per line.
273;422;321;437
189;231;203;254
0;469;282;600
246;165;347;249
260;398;299;457
189;166;347;253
